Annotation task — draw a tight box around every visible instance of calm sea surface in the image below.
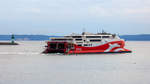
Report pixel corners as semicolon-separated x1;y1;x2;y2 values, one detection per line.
0;41;150;84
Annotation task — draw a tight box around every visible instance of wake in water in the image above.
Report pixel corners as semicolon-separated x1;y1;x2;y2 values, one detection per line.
0;52;40;55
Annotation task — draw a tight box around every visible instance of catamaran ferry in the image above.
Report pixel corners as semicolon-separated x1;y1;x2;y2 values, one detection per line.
43;32;131;54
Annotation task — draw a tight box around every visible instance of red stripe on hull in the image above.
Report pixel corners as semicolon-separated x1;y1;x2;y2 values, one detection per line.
67;40;130;54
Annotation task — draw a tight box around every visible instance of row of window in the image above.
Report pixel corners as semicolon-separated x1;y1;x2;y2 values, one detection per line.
52;36;110;41
52;36;109;42
90;39;101;42
52;39;73;41
76;39;101;42
72;36;110;38
86;36;110;38
52;39;101;42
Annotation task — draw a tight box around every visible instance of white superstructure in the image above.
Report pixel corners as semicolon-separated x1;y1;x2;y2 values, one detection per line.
50;32;123;47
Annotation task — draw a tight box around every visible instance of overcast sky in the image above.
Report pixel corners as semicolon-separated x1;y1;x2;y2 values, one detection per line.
0;0;150;35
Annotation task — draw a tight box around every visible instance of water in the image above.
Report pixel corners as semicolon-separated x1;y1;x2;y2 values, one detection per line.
0;41;150;84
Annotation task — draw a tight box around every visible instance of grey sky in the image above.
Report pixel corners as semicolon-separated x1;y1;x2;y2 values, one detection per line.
0;0;150;35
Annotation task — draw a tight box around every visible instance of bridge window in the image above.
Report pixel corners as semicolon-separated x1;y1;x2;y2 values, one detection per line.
72;36;82;38
84;44;88;46
75;39;82;41
102;36;110;38
86;36;101;38
77;44;82;46
52;39;72;41
90;39;101;42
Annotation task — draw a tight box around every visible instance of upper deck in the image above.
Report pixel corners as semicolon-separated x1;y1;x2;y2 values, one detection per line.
50;32;122;47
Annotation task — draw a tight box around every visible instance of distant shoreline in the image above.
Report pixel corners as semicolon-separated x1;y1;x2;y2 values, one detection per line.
0;35;150;41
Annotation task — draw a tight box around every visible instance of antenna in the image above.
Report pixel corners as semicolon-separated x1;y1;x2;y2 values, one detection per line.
82;28;86;35
99;27;101;33
82;28;86;33
102;29;104;33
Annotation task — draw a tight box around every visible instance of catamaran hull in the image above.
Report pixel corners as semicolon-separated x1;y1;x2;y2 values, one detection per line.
43;40;132;55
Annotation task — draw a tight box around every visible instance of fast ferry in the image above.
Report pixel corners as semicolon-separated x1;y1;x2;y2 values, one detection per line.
43;32;131;54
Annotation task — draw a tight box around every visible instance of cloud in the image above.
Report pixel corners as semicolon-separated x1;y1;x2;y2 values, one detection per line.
1;0;150;19
85;0;150;24
124;8;150;15
30;8;41;13
0;0;150;34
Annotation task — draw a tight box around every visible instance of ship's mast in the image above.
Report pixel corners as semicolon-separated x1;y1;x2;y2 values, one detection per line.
82;28;86;35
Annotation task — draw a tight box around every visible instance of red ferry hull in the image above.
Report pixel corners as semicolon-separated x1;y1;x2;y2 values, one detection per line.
43;40;131;54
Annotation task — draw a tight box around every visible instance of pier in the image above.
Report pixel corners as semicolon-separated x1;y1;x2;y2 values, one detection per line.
0;34;19;45
0;42;18;45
